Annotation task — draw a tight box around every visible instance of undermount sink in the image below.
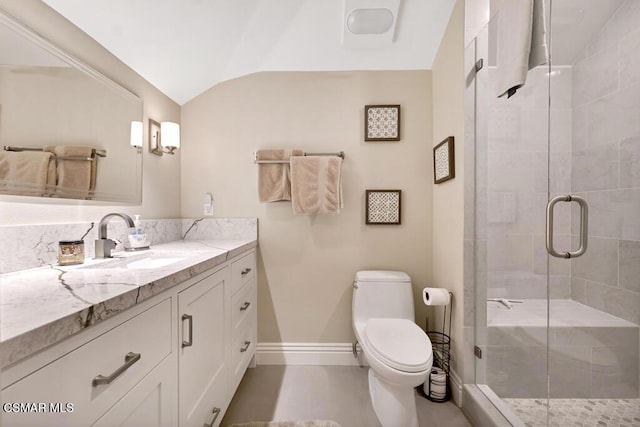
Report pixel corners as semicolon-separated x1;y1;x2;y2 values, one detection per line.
81;253;186;270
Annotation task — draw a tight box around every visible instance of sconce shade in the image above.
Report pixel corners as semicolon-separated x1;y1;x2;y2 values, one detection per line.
347;8;394;34
130;121;143;148
160;122;180;150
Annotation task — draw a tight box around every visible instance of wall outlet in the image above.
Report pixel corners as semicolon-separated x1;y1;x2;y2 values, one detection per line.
203;192;214;216
204;204;214;216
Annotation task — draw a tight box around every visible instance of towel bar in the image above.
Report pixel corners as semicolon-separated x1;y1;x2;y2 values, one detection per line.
3;145;106;160
253;151;344;164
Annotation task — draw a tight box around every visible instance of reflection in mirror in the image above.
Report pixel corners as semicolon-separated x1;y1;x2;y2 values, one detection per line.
0;9;143;203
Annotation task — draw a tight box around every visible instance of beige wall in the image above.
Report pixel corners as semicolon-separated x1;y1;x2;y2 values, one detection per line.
432;0;465;381
181;71;433;343
0;0;180;224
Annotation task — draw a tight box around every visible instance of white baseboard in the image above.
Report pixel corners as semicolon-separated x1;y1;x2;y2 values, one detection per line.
256;342;366;366
450;368;463;406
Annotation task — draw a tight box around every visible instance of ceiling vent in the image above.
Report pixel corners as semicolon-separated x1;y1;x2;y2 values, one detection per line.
342;0;401;48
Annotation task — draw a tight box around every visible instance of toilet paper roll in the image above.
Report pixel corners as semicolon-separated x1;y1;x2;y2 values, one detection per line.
422;287;451;306
425;368;448;398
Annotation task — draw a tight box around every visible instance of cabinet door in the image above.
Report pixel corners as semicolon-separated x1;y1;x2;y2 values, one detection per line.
178;267;229;427
92;354;176;427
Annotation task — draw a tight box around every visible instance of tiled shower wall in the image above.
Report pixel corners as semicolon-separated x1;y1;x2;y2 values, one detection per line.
569;0;640;325
485;66;572;300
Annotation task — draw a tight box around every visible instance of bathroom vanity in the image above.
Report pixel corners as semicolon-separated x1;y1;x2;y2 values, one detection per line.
0;238;257;427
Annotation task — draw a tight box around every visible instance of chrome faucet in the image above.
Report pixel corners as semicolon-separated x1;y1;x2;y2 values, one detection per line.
95;213;135;258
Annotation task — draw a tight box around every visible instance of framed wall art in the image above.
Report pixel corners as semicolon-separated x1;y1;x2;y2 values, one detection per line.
365;189;402;225
365;105;401;141
433;136;455;184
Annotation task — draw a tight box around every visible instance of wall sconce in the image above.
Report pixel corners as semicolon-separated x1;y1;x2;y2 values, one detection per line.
130;121;143;153
149;119;180;156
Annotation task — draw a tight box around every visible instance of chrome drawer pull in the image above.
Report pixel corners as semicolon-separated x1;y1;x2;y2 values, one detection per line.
241;267;252;276
92;352;141;387
182;314;193;348
240;302;251;311
203;406;221;427
240;341;251;352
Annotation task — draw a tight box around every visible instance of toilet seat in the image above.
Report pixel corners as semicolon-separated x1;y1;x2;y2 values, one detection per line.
364;318;432;373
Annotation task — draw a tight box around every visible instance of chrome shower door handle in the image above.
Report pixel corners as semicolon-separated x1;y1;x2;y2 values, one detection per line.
545;195;588;259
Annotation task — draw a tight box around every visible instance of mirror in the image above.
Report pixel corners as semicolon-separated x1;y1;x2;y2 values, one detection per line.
0;10;143;203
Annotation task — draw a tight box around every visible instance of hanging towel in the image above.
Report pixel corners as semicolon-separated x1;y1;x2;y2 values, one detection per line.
290;156;343;215
495;0;549;98
0;151;56;196
257;149;303;202
44;146;96;199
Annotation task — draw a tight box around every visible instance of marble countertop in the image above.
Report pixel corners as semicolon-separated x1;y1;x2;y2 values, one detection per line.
0;239;256;368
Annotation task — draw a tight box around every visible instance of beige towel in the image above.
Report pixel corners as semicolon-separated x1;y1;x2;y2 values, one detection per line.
257;149;303;202
290;156;343;215
495;0;548;98
44;146;96;199
0;151;56;196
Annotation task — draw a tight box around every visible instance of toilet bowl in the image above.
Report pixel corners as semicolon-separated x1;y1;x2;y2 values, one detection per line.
352;271;433;427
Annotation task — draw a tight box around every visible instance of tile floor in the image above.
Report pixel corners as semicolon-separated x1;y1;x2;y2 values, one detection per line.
221;365;472;427
505;398;640;427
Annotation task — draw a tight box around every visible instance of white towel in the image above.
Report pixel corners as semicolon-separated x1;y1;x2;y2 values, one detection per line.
495;0;549;98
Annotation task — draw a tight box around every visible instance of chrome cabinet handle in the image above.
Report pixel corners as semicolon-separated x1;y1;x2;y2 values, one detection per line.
182;314;193;348
240;341;251;352
240;302;251;311
241;267;252;276
203;407;221;427
92;352;141;387
546;195;588;259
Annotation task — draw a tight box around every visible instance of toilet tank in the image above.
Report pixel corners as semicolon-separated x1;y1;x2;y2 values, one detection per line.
352;270;415;326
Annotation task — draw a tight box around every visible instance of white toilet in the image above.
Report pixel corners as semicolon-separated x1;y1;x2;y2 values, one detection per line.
352;270;432;427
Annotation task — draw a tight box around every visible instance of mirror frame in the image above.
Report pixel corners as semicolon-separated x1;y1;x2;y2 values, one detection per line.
0;8;143;203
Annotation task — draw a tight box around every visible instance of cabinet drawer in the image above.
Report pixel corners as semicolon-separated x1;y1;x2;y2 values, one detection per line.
231;278;256;333
231;321;255;390
2;298;172;427
230;251;255;295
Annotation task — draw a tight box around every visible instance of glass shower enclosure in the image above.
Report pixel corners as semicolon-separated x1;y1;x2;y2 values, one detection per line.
472;1;640;425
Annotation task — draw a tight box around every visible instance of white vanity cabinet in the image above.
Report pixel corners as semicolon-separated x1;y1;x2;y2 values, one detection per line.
229;252;257;391
1;297;175;427
0;246;257;427
178;266;230;427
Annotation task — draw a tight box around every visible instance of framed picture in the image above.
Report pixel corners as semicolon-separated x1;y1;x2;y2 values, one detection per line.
365;105;401;141
433;136;455;184
149;119;163;156
366;190;402;225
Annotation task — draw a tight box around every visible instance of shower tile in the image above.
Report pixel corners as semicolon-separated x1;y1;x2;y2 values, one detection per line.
571;144;619;192
587;189;640;241
504;192;546;234
571;277;587;304
549;345;591;398
533;234;571;276
488;152;533;193
487;326;547;347
533;152;571;193
553;326;639;348
620;136;640;189
487;234;533;273
585;281;640;325
620;29;640;90
572;105;587;151
572;48;619;107
502;345;547;398
549;276;571;299
572;237;618;287
464;239;475;327
591;345;639;398
503;271;546;299
619;240;640;294
550;67;572;110
519;108;549;152
550;108;572;153
488;106;520;147
588;83;640;146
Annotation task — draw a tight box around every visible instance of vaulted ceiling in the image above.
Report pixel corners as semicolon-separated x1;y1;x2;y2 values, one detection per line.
43;0;457;105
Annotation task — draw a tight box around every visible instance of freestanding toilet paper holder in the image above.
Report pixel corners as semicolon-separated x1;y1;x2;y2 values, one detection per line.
422;291;453;402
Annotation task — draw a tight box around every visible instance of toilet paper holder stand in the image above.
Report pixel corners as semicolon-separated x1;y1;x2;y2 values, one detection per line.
423;291;453;402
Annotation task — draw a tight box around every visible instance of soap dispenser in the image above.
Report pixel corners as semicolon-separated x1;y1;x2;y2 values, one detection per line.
127;215;149;250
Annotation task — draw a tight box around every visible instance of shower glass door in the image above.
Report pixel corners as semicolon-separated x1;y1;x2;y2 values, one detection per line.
473;1;640;425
